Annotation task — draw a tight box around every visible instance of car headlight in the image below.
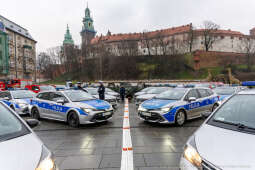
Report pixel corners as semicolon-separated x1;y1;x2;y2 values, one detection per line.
160;106;173;113
36;145;57;170
183;136;202;169
106;105;113;111
81;108;93;113
183;145;202;168
138;105;147;112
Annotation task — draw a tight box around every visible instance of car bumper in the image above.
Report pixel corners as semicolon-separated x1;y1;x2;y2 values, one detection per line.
138;111;173;124
16;107;30;115
179;157;198;170
79;110;114;124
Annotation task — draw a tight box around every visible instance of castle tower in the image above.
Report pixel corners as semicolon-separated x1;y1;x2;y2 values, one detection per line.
63;24;74;45
62;25;74;64
80;3;96;47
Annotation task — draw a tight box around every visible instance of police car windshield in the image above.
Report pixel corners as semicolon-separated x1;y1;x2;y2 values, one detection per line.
12;90;35;99
214;88;235;95
210;95;255;131
155;89;187;100
0;103;29;142
40;86;55;91
146;87;169;94
64;91;95;102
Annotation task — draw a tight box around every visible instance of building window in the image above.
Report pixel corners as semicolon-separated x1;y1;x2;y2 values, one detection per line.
221;36;224;39
201;41;203;45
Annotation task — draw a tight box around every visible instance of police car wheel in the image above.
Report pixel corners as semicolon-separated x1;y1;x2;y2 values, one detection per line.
10;105;15;111
68;112;80;128
212;104;218;112
175;110;186;126
31;108;40;120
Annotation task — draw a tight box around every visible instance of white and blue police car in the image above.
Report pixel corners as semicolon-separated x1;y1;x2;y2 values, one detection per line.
30;90;114;127
138;88;219;126
0;90;36;115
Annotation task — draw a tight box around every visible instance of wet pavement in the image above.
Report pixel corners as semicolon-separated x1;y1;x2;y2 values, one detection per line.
33;102;204;170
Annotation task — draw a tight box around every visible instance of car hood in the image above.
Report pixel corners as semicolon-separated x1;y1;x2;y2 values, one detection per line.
107;92;119;96
135;92;145;96
0;133;42;170
141;98;178;110
78;99;111;110
136;94;156;100
195;124;255;170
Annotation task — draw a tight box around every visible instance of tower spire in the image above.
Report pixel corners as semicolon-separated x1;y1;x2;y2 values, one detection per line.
63;24;74;45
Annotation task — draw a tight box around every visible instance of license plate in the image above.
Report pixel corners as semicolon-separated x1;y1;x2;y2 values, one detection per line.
103;112;112;116
142;112;151;117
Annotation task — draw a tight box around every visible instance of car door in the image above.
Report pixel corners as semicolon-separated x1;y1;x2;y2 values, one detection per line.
184;89;201;119
35;92;52;118
197;89;211;114
48;92;69;120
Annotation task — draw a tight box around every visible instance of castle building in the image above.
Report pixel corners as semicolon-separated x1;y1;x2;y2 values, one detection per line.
0;15;36;80
64;5;255;63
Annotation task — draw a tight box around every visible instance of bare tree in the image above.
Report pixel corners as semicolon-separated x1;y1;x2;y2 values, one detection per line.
201;21;220;51
240;37;255;72
186;23;197;52
140;30;153;56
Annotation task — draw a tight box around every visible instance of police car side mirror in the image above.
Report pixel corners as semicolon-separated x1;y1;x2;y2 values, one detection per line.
56;99;65;105
26;119;39;128
188;97;196;102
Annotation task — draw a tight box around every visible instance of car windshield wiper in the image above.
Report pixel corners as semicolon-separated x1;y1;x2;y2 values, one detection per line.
213;119;255;131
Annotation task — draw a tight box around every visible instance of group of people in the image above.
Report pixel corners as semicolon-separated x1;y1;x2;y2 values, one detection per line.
66;81;126;102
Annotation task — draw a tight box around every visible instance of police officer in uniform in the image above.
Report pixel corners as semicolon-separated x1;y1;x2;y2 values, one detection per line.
98;81;105;100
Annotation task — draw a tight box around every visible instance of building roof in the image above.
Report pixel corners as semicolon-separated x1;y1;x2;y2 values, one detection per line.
195;29;244;37
0;15;36;42
91;24;192;44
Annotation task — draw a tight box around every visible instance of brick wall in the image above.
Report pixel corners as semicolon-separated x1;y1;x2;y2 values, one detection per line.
193;50;248;70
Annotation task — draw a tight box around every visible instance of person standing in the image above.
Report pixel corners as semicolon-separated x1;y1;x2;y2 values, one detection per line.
98;81;105;100
76;82;86;92
120;86;125;102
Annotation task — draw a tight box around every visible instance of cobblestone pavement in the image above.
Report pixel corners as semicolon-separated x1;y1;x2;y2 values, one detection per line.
33;102;204;170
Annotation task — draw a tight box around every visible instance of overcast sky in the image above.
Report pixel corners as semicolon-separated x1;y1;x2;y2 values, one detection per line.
1;0;255;53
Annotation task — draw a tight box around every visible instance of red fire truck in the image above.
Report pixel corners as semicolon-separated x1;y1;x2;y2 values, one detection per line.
0;79;32;91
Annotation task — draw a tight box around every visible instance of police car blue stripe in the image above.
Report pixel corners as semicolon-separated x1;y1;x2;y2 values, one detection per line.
158;96;219;123
31;100;88;116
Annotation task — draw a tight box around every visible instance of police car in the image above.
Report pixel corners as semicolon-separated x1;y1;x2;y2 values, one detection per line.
213;86;240;104
180;90;255;170
138;88;219;126
30;90;114;127
84;88;118;109
0;101;58;170
135;87;171;106
0;90;35;115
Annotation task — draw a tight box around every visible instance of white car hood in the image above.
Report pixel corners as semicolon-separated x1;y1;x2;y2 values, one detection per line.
0;133;42;170
195;124;255;170
136;94;156;100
